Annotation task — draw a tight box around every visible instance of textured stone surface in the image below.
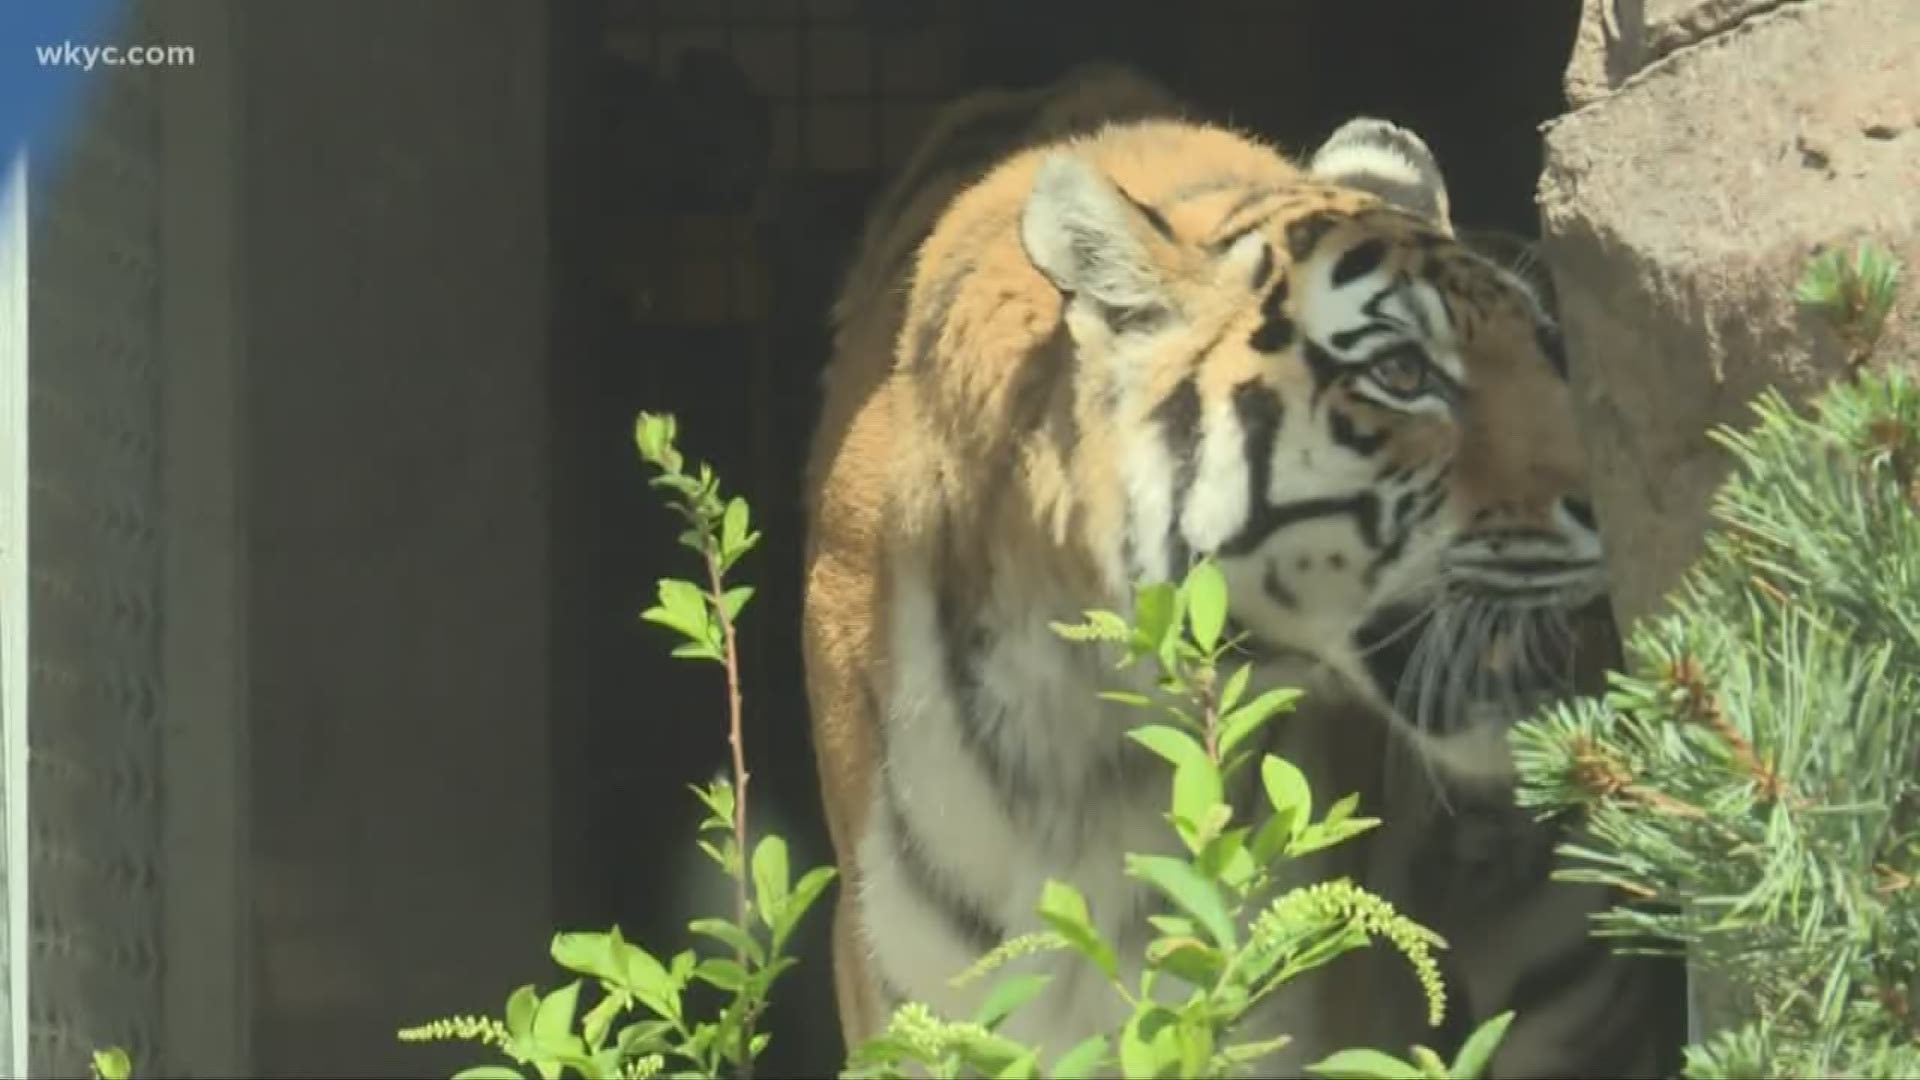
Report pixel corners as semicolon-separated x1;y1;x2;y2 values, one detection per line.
1565;0;1810;107
1540;0;1920;628
1562;0;1620;109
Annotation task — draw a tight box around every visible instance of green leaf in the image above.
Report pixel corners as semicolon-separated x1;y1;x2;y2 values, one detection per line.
1171;759;1226;848
612;944;681;1021
1412;1046;1450;1079
505;984;540;1040
90;1049;133;1080
1218;661;1252;716
1219;1035;1293;1066
1448;1011;1515;1079
1133;583;1180;655
452;1069;527;1080
580;989;627;1052
1262;755;1313;839
1250;812;1293;865
1185;560;1229;652
720;585;755;621
1219;688;1303;758
634;413;674;463
1036;880;1119;982
1051;1036;1110;1079
752;835;791;930
688;917;766;966
1304;1048;1428;1080
532;980;581;1043
1100;690;1156;709
1125;855;1236;949
996;1049;1041;1079
1146;914;1194;938
972;973;1051;1030
722;497;750;554
1197;825;1256;890
659;579;710;635
695;957;749;992
551;929;617;981
1289;816;1381;858
1144;934;1223;985
1052;608;1136;646
1119;1009;1182;1079
1175;1014;1214;1078
773;865;837;952
1130;724;1208;767
670;640;724;662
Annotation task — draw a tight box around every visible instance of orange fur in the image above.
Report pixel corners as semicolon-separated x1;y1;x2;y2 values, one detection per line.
803;67;1595;1060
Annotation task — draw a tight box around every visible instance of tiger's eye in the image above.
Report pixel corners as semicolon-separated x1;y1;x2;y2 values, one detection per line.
1369;346;1429;397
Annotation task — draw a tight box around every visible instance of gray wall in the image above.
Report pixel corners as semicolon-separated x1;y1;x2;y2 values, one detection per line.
236;2;555;1074
19;1;560;1073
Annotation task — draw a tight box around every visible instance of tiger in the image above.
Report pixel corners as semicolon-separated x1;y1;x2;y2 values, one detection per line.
800;62;1679;1075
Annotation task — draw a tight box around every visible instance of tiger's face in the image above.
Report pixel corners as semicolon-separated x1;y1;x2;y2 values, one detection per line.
1019;119;1604;777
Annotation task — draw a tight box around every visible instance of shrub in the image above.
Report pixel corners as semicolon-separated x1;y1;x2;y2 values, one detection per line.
1511;243;1917;1078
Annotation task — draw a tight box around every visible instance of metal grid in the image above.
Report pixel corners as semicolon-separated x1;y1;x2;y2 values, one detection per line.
604;0;974;327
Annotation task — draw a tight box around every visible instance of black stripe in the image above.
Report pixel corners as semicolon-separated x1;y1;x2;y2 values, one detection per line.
1328;323;1395;353
1154;377;1203;580
1221;490;1382;559
882;783;1004;956
1247;240;1275;290
1099;300;1173;335
1331;238;1387;286
1261;562;1299;609
1120;186;1175;241
934;544;1040;822
1229;380;1284;550
875;971;909;1015
1301;339;1347;402
1450;557;1599;576
1248;277;1294;353
1392;488;1419;526
1327;406;1388;456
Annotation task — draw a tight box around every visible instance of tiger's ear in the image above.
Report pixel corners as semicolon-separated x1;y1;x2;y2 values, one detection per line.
1020;152;1171;318
1308;118;1453;235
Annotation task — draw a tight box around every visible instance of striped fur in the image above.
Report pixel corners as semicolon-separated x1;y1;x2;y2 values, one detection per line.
802;65;1657;1074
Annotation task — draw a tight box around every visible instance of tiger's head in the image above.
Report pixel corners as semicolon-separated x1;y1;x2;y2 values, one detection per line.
1017;117;1604;779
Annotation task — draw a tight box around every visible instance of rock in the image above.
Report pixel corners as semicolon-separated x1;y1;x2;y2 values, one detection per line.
1565;0;1838;108
1561;0;1621;109
1540;0;1920;629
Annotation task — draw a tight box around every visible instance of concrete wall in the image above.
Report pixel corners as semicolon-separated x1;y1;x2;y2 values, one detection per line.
236;2;555;1073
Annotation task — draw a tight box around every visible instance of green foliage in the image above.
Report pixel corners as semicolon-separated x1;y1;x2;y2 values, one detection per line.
849;559;1511;1079
1512;243;1919;1078
398;414;835;1080
90;1048;131;1080
100;417;1510;1080
1797;241;1904;375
